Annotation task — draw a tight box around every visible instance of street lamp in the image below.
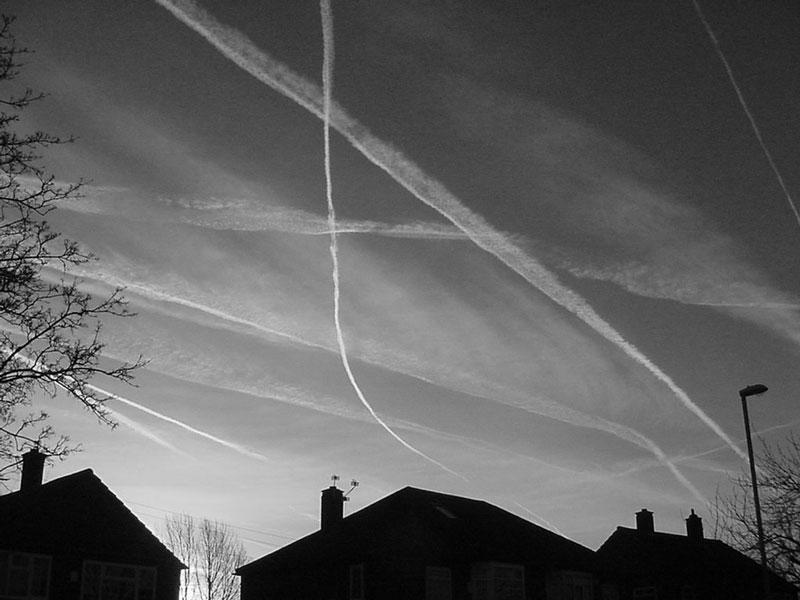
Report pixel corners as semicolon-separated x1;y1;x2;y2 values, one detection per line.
738;383;769;599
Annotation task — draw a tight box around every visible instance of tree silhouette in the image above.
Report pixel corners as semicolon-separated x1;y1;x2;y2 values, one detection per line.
165;513;248;600
0;14;144;480
714;434;800;587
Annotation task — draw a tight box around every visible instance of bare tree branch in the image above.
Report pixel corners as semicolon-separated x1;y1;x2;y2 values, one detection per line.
165;514;248;600
0;13;144;478
713;434;800;588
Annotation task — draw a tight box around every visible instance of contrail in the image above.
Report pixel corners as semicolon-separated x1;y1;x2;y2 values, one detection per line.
104;406;191;457
5;347;270;462
319;0;463;479
691;0;800;229
71;248;691;489
58;191;469;239
90;384;272;464
3;273;698;497
39;265;331;352
18;269;699;498
129;337;704;500
512;501;568;538
536;400;707;503
153;0;747;465
618;417;800;478
694;301;800;310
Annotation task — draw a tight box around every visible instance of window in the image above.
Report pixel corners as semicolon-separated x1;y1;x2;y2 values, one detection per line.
555;571;594;600
425;567;452;600
0;551;51;600
470;563;524;600
348;564;364;600
632;587;657;600
600;583;619;600
80;561;156;600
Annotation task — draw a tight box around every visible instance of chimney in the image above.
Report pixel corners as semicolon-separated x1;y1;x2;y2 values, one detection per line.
685;509;703;543
20;447;46;492
321;485;344;531
635;508;654;534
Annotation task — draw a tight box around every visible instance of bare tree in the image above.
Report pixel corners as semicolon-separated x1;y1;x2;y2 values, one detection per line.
166;513;198;600
0;14;144;480
165;513;248;600
713;434;800;587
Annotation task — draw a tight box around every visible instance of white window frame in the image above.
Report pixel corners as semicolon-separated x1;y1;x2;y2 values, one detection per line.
80;560;157;600
0;550;51;600
556;570;594;600
470;562;525;600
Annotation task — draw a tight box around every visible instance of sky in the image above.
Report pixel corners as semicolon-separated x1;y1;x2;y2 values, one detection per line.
5;0;800;555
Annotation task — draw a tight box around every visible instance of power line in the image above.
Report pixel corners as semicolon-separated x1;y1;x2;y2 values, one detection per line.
123;498;294;541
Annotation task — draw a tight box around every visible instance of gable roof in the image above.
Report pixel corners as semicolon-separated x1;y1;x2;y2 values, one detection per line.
238;486;594;576
598;526;796;593
0;469;184;569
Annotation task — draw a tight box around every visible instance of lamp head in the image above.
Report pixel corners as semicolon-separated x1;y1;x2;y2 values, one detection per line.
739;384;768;398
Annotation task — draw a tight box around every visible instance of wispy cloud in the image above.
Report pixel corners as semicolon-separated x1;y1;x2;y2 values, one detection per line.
433;75;800;349
152;0;745;468
52;258;707;499
57;186;469;240
99;289;708;499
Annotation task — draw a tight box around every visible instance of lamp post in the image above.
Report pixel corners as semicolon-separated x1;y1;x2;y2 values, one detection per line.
738;383;769;599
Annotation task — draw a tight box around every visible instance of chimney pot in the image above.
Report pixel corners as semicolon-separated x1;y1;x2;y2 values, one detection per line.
20;447;46;492
635;508;654;534
321;485;344;531
686;508;703;543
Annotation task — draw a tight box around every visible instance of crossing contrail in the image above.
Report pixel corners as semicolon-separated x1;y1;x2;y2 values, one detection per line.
153;0;747;468
524;398;707;503
319;0;464;479
691;0;800;229
59;268;704;495
25;264;705;497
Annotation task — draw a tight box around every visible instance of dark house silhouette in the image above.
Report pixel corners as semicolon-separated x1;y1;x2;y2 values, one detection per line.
0;448;185;600
237;484;597;600
597;509;797;600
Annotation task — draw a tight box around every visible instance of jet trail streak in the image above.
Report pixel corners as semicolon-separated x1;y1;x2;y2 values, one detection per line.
104;406;191;457
153;0;744;467
91;385;272;464
512;502;567;538
5;347;270;463
691;0;800;229
64;269;696;490
319;0;464;479
22;265;704;497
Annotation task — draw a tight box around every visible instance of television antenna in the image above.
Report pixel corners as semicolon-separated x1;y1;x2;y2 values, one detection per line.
345;479;359;501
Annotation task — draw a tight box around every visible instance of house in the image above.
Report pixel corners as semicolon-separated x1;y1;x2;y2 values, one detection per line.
0;448;185;600
237;483;597;600
596;508;797;600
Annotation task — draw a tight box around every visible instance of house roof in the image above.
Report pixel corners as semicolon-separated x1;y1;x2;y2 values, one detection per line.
597;526;796;593
237;486;595;576
0;468;185;569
